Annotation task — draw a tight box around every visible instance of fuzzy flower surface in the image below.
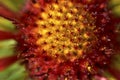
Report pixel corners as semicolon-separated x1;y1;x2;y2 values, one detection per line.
0;0;120;80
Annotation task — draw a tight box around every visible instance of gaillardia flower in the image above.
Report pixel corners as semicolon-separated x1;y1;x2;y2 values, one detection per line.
0;0;120;80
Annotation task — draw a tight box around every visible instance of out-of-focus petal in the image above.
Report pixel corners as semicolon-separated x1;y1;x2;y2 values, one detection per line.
0;17;16;32
109;0;120;17
112;5;120;17
0;56;17;71
109;0;120;7
0;61;28;80
108;68;120;80
0;4;19;21
0;30;15;40
0;0;25;12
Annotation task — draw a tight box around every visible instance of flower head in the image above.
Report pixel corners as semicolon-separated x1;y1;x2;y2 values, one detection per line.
0;0;120;80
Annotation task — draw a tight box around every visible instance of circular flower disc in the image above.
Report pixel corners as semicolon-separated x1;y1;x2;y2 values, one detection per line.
19;0;120;80
33;1;97;62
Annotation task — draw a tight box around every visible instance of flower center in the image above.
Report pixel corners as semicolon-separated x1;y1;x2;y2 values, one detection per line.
33;1;96;62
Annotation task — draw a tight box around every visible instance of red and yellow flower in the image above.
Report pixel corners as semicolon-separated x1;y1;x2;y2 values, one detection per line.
0;0;120;80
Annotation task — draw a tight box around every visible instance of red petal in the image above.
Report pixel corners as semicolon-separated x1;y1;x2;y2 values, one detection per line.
0;55;17;71
108;68;120;80
0;30;15;40
0;4;19;21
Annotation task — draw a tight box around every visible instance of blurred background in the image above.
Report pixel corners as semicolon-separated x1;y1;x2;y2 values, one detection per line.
0;0;120;80
0;0;28;80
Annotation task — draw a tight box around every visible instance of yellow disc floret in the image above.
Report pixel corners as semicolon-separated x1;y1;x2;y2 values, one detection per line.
33;0;97;62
